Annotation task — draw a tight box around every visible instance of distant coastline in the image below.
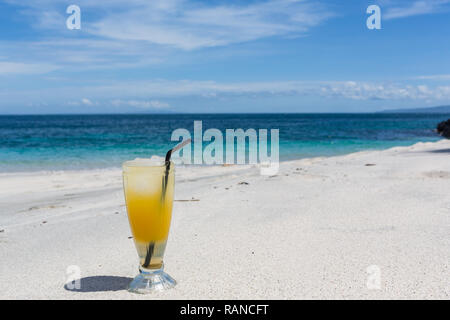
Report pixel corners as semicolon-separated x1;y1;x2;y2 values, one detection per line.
379;105;450;114
1;106;450;116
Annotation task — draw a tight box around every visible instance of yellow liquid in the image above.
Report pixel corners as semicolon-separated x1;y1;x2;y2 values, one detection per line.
123;163;174;269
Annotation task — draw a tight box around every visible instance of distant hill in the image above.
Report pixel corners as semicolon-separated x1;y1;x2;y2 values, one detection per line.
379;105;450;113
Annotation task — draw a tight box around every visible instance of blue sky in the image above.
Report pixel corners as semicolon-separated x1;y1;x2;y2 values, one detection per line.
0;0;450;114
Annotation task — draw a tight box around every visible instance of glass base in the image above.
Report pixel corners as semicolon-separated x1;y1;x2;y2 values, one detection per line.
128;265;176;294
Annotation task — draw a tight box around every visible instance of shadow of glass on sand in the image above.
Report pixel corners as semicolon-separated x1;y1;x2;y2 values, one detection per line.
64;276;133;293
429;148;450;153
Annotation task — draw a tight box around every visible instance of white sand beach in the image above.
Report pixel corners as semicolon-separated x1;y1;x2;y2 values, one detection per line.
0;140;449;299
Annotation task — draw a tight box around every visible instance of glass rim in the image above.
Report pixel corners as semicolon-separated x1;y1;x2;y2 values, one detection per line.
122;159;174;168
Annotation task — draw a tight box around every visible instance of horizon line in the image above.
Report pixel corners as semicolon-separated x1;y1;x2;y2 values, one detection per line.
2;111;450;116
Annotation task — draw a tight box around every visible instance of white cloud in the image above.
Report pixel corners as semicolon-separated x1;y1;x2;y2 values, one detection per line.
0;39;167;72
318;82;441;100
64;98;170;109
91;0;333;50
81;98;94;106
384;0;450;20
111;99;170;109
66;100;81;106
119;80;450;102
0;61;58;75
413;74;450;80
66;98;97;106
4;79;450;106
7;0;333;51
3;0;330;73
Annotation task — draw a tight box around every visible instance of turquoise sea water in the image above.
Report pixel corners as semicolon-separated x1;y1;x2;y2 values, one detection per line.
0;113;448;172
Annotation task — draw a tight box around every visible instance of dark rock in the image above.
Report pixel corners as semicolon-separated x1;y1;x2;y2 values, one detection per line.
437;119;450;138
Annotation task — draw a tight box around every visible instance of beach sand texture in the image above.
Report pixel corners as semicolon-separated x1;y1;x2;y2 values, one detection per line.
0;140;449;299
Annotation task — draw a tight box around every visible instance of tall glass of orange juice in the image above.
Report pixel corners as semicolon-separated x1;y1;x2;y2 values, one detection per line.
122;158;176;293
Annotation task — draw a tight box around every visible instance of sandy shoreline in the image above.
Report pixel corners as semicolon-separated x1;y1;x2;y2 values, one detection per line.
1;140;449;299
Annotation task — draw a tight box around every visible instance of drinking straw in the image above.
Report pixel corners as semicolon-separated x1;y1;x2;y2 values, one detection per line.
161;138;191;202
143;242;155;269
143;138;191;269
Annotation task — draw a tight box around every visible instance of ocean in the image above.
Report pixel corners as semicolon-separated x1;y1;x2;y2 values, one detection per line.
0;113;448;172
